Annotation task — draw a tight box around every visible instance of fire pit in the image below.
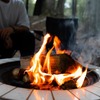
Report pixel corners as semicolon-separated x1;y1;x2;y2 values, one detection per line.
0;54;99;90
0;58;100;100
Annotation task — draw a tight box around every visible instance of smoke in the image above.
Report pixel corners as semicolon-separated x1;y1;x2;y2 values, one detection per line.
75;32;100;66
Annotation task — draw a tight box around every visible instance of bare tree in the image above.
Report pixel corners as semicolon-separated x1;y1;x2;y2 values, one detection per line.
25;0;29;13
42;0;56;16
82;0;100;35
72;0;77;17
33;0;44;15
34;0;56;16
56;0;66;17
33;0;67;17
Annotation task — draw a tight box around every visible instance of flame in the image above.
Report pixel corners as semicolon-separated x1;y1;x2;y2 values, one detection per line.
54;36;71;55
26;33;87;88
54;66;82;86
76;67;88;88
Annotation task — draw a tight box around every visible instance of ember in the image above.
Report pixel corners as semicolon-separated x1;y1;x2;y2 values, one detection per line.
12;33;89;90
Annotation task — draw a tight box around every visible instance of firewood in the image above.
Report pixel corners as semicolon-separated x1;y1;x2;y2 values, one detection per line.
61;80;77;89
12;68;26;80
22;73;30;83
12;68;33;83
12;54;83;88
40;54;82;74
12;68;20;79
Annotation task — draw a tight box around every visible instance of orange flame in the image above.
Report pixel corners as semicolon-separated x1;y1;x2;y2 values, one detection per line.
54;36;71;55
76;67;87;88
26;33;87;88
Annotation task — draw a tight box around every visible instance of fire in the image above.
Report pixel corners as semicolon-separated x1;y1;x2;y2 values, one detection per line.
76;67;87;88
26;33;87;89
54;36;71;55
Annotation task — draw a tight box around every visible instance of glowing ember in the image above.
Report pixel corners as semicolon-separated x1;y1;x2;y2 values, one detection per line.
26;33;87;89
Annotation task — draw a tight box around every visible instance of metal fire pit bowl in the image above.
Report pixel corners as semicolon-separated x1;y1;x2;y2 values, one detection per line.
0;58;99;90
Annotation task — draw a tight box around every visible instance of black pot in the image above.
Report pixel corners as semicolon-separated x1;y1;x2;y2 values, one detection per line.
46;17;78;51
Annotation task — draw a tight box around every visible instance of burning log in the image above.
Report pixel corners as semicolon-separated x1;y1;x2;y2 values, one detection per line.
12;68;25;79
60;76;90;90
61;80;77;90
12;68;31;83
40;54;82;74
22;72;30;83
12;54;83;86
